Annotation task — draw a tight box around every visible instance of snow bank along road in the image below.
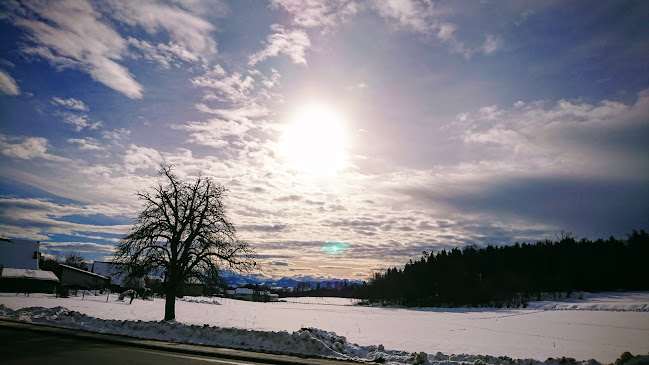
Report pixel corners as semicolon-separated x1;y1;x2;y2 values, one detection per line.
0;320;348;365
1;292;648;364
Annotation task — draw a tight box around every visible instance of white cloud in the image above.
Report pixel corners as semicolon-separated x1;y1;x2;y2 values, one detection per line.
106;0;217;62
56;112;103;132
478;105;502;120
462;89;649;179
173;118;251;148
194;103;269;122
261;68;281;89
482;34;503;55
127;37;199;69
52;97;88;111
102;128;131;140
249;25;311;66
8;0;217;99
0;196;132;242
168;0;229;17
372;1;474;58
373;0;434;34
436;23;456;41
269;0;357;30
123;144;163;172
11;0;143;98
41;241;115;254
347;82;367;91
0;69;20;95
68;138;104;150
0;134;67;161
191;65;255;103
202;92;218;101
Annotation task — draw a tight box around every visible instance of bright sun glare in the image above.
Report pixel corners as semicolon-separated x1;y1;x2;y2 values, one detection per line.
281;103;347;176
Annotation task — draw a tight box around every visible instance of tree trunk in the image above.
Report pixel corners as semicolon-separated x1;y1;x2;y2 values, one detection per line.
164;283;176;321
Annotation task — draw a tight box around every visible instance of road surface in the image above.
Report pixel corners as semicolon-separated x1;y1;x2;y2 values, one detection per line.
0;325;269;364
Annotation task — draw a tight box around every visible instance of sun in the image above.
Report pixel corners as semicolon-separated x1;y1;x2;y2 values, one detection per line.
280;103;348;176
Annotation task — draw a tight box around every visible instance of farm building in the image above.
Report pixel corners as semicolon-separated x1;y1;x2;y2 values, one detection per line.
182;277;205;296
59;264;109;289
0;238;41;270
0;268;58;293
225;288;278;302
234;287;254;301
262;291;279;302
0;238;58;293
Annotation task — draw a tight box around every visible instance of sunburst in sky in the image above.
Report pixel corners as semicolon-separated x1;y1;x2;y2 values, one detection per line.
281;103;348;176
0;0;647;282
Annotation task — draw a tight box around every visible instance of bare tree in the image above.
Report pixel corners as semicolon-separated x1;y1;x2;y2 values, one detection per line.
62;251;88;270
114;166;256;320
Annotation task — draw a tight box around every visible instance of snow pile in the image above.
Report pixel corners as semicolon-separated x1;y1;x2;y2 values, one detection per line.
179;296;221;305
0;304;339;357
0;303;626;365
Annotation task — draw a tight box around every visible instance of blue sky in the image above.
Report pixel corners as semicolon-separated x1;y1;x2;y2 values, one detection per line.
0;0;647;281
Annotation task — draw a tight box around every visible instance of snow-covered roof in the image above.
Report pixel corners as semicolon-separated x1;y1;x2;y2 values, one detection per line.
60;264;109;280
0;238;40;270
1;268;59;281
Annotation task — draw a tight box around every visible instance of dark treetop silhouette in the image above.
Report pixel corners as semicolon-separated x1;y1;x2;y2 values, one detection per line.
359;230;649;307
62;251;88;270
113;166;255;320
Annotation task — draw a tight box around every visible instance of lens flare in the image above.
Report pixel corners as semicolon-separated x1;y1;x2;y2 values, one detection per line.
322;242;349;255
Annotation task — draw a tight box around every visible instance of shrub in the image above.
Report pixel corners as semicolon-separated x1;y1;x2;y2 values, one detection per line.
56;285;69;298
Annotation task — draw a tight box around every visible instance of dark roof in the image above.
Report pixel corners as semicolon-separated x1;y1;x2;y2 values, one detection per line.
59;264;109;280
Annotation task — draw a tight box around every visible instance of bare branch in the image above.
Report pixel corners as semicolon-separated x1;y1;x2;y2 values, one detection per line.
112;164;256;320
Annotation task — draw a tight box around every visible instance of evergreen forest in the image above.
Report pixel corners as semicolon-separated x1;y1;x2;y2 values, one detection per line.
287;230;649;307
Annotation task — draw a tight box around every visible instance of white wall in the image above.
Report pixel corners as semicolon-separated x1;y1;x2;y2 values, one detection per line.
0;239;39;270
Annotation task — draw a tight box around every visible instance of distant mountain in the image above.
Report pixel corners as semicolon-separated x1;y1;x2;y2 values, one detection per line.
220;271;363;289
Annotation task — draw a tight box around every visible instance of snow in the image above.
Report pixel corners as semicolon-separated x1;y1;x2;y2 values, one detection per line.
283;297;362;306
1;292;648;364
1;268;59;281
526;292;649;311
179;297;221;305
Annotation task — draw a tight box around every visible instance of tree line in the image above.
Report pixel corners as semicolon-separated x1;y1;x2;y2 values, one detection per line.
40;251;89;272
355;230;649;307
277;280;362;298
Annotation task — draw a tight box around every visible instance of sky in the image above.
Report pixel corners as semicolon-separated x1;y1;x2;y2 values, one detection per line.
0;0;647;282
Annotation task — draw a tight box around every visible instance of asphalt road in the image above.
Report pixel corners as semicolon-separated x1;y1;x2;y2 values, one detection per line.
0;326;270;365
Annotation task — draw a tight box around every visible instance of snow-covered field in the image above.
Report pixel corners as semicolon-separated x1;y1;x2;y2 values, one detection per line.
1;292;648;364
